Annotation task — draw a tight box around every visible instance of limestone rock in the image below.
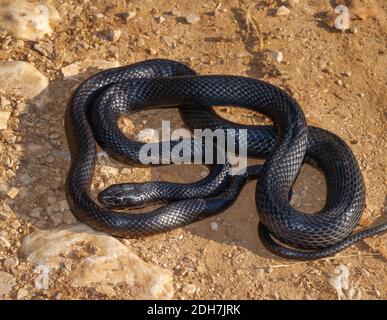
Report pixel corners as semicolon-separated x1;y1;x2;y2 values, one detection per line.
0;0;60;41
0;61;49;99
20;224;174;299
61;60;120;78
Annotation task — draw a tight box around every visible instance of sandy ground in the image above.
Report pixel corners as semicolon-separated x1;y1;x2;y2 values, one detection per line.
0;0;386;299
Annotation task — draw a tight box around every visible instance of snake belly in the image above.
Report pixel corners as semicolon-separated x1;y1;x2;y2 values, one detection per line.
65;59;386;260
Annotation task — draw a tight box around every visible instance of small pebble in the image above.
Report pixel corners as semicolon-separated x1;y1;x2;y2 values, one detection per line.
156;16;165;24
210;222;219;231
0;235;11;248
276;6;290;16
4;257;19;270
17;288;29;299
116;11;136;21
148;48;157;55
95;285;116;297
182;283;196;294
171;8;180;16
100;29;121;42
127;11;136;19
162;36;174;47
336;79;343;86
11;220;20;229
186;14;200;24
49;133;60;139
17;102;28;114
290;193;302;208
269;51;283;62
7;187;19;199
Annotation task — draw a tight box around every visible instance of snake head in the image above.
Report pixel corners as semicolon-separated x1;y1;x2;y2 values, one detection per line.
98;183;147;209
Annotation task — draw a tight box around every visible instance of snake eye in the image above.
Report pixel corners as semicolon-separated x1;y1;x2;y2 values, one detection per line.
113;198;123;206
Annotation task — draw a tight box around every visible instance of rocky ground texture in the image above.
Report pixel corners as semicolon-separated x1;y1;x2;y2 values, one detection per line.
0;0;385;300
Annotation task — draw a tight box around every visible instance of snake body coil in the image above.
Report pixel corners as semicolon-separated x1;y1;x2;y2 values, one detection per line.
65;59;386;260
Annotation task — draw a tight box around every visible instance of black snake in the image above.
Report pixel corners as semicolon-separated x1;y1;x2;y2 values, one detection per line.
65;59;386;260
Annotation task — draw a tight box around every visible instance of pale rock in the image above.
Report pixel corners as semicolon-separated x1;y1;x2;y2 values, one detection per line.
186;14;200;24
98;29;121;42
342;71;352;77
95;284;116;297
116;11;136;22
276;6;290;16
0;235;10;248
11;219;20;229
329;265;350;300
0;271;16;296
171;8;180;16
0;111;10;130
4;256;19;269
127;11;136;19
17;102;29;114
6;186;19;199
182;283;196;294
0;0;60;41
107;29;121;42
210;221;219;231
33;41;53;58
290;193;302;208
34;264;50;289
269;51;283;63
20;224;174;299
61;60;120;78
0;61;49;99
11;220;20;229
156;16;165;24
0;96;11;107
148;48;157;55
17;288;29;299
162;35;174;48
96;150;112;167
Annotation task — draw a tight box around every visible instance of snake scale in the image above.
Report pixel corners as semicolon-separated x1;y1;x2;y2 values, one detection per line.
65;59;386;260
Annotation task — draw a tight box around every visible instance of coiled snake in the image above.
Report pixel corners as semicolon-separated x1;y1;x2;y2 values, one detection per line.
65;59;386;260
